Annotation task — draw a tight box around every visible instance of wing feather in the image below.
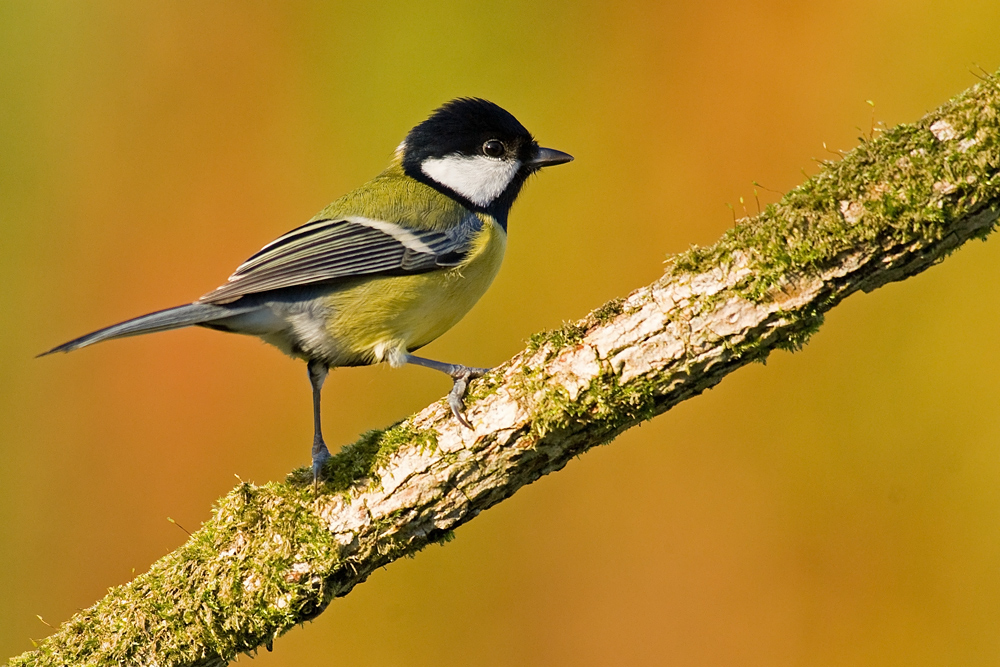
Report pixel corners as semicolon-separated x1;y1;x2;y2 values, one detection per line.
199;214;482;304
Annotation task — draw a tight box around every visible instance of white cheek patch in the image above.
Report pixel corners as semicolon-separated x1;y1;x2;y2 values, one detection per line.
421;155;521;207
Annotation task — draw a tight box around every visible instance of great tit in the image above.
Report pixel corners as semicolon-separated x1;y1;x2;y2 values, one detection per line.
42;98;573;483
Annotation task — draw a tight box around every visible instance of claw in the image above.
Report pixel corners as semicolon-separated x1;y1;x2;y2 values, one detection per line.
448;376;473;428
402;354;490;429
446;365;489;428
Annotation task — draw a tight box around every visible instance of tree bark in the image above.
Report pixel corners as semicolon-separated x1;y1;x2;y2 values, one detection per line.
10;71;1000;667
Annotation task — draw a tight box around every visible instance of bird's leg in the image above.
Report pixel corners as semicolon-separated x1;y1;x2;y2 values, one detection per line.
403;354;489;428
307;359;330;488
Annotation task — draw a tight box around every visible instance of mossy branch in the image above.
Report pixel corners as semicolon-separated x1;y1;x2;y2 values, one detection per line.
11;71;1000;667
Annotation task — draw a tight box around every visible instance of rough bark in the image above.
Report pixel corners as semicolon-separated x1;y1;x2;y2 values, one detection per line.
10;70;1000;666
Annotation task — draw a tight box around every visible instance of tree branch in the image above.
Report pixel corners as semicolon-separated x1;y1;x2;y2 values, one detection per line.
11;71;1000;667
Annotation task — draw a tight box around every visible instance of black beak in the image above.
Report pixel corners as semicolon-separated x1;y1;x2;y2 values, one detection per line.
528;146;574;168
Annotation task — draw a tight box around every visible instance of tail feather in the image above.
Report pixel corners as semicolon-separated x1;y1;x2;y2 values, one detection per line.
39;302;259;356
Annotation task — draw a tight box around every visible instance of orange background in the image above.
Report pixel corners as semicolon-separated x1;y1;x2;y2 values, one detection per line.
3;2;1000;665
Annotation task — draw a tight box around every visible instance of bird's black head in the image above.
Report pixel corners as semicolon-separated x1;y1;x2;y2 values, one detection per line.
400;98;572;224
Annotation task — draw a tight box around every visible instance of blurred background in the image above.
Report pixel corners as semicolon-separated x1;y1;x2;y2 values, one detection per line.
2;1;1000;665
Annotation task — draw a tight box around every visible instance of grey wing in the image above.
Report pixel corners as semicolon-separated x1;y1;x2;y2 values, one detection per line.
199;214;482;304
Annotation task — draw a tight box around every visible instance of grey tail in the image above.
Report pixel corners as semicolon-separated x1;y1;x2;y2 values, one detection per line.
39;302;258;356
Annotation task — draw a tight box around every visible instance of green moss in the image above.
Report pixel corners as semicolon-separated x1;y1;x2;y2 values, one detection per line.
433;530;456;545
521;298;629;361
527;366;662;440
592;297;626;324
285;421;439;493
527;320;587;354
772;307;827;353
12;480;344;666
673;78;1000;303
463;366;505;403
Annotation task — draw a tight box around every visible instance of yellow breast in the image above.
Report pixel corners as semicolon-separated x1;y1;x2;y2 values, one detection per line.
323;214;507;366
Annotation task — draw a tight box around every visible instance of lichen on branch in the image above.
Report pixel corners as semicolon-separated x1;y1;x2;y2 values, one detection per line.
10;71;1000;667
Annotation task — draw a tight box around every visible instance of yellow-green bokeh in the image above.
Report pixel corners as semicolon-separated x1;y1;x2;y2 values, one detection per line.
3;1;1000;665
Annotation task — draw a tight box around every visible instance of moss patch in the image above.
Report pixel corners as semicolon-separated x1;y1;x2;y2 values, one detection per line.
286;422;439;493
592;297;626;324
527;320;587;354
14;481;341;666
674;76;1000;302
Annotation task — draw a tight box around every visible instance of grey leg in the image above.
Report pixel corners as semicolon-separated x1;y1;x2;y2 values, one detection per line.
404;354;489;428
308;359;331;487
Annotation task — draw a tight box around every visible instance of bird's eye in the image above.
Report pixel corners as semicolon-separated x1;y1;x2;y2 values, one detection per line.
482;140;505;158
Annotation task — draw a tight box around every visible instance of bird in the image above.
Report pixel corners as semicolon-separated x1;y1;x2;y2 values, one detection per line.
40;97;573;484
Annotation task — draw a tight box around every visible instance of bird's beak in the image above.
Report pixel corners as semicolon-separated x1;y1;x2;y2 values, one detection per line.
528;146;574;168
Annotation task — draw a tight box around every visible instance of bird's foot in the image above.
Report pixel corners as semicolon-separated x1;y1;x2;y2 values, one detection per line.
312;439;331;489
447;365;490;429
